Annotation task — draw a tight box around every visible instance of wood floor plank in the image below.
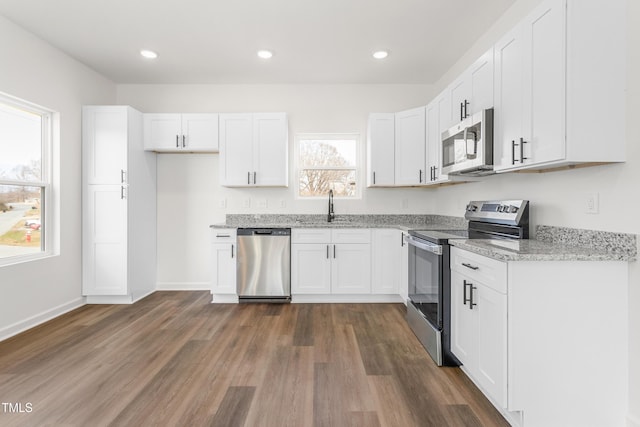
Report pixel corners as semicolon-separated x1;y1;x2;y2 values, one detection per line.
210;386;256;427
0;292;509;427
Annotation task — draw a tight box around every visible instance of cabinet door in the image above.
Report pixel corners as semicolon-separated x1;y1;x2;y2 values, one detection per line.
253;113;288;186
182;114;219;152
83;185;128;295
211;243;237;294
449;77;470;124
291;244;331;294
450;270;475;367
371;229;401;294
521;0;566;166
475;283;507;408
367;113;395;186
219;114;254;186
83;107;128;185
331;244;371;294
143;114;182;151
494;25;525;171
469;48;494;115
394;106;426;186
426;99;448;183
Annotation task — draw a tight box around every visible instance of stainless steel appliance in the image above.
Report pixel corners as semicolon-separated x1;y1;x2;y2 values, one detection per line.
236;228;291;302
406;200;529;366
441;108;494;176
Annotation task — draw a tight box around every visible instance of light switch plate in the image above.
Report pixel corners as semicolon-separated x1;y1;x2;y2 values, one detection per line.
242;198;251;209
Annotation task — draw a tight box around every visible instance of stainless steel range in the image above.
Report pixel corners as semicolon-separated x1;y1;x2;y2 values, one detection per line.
406;200;529;366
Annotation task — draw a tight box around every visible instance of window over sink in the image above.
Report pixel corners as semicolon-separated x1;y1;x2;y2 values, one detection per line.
296;133;359;198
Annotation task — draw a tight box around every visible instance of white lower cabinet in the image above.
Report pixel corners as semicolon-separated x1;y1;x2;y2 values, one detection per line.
450;246;628;427
451;269;507;408
292;229;371;296
210;229;237;301
371;229;403;295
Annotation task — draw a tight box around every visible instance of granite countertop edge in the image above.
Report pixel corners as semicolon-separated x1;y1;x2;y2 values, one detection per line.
450;239;636;262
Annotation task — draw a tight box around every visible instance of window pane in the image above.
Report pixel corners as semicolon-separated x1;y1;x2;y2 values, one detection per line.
299;139;356;168
0;103;42;182
299;169;356;197
0;185;43;257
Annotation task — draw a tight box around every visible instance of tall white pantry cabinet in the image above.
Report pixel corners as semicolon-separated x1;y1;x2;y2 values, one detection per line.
82;106;157;303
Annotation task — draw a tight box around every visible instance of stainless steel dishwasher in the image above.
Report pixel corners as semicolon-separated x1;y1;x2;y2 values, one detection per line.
236;228;291;302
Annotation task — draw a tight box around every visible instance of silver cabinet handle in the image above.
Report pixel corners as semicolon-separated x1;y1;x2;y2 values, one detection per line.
231;244;234;258
463;99;470;119
326;245;329;259
419;169;423;183
247;172;251;185
373;171;376;185
511;140;517;165
176;135;179;148
120;169;126;184
182;135;186;148
120;186;126;200
253;171;257;184
216;234;230;238
462;262;479;270
333;244;336;259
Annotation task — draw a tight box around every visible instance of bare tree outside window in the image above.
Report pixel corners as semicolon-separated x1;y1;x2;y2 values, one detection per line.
298;136;358;198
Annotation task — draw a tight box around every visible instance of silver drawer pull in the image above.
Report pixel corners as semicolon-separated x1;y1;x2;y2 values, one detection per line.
216;234;231;238
462;262;479;270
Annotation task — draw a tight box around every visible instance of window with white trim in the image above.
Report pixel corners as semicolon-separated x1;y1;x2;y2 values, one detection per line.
296;133;359;198
0;93;52;262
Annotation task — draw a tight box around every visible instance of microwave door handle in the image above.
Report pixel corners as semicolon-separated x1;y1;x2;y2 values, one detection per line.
465;129;478;159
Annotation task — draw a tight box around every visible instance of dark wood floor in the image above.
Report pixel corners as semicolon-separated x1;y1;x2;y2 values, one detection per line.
0;292;508;427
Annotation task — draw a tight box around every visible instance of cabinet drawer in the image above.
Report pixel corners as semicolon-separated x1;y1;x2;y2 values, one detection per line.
331;229;371;244
451;247;507;294
292;228;332;244
211;229;236;243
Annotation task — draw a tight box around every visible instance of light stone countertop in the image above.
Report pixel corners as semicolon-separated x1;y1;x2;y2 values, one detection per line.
450;239;636;262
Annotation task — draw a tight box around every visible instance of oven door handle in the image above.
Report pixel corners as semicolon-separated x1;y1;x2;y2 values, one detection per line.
406;236;443;255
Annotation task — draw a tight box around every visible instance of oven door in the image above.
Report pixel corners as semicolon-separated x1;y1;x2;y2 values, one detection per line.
406;235;443;329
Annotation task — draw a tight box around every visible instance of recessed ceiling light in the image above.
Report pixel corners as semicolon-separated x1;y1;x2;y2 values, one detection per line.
257;50;274;59
140;49;158;59
373;50;389;59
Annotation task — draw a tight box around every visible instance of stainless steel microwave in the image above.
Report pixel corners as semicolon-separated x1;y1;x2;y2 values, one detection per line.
441;108;494;176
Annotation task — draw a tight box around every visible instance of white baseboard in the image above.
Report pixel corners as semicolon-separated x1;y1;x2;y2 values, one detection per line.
85;295;133;304
628;413;640;427
0;297;86;342
292;294;404;303
156;282;210;291
211;294;239;303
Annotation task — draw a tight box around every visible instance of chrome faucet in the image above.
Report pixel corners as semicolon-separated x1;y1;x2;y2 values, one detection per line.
327;189;335;222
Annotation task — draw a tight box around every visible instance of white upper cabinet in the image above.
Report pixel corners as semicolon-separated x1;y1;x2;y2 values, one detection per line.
394;106;426;186
219;112;288;187
83;107;128;185
494;0;626;172
425;94;449;184
143;113;219;152
367;113;395;187
445;48;495;129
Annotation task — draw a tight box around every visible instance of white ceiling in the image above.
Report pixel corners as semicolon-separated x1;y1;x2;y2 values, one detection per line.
0;0;515;84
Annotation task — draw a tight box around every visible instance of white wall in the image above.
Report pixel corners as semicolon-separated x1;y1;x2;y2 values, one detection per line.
116;84;435;287
0;15;116;338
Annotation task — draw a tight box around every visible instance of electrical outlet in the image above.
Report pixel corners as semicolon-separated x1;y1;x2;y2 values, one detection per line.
256;199;268;209
585;193;599;214
242;198;251;209
279;200;287;208
217;198;227;209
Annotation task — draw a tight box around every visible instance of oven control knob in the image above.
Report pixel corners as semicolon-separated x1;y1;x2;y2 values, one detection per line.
497;205;505;212
509;205;519;213
467;204;478;212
